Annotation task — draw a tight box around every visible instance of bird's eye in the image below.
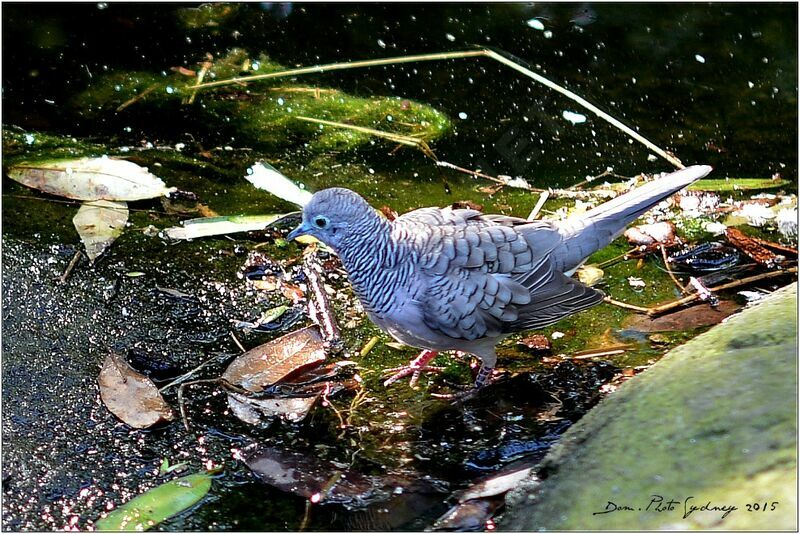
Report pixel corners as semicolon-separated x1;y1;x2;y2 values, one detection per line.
314;216;328;228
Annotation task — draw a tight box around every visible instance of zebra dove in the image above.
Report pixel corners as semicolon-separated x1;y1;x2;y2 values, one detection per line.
287;165;712;389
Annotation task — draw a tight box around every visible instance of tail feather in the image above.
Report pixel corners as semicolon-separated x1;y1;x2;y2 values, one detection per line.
554;165;712;272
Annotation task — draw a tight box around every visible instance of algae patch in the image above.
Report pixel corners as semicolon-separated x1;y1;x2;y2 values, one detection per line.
72;48;452;153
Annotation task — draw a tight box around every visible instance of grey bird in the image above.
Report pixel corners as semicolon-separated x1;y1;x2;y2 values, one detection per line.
287;165;712;389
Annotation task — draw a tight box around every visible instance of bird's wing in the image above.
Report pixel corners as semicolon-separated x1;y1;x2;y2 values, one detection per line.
395;208;603;340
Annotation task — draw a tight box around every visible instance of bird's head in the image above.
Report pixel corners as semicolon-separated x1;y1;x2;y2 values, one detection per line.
287;188;378;250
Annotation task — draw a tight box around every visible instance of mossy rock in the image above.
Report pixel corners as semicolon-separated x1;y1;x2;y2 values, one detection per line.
502;283;797;530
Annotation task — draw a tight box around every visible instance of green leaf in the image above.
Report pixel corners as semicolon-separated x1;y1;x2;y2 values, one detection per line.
689;178;790;192
94;471;214;531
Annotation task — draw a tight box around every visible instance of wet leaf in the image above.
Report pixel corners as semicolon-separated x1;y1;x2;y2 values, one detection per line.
244;446;375;504
222;326;326;392
72;200;128;262
245;162;313;207
227;392;318;425
98;353;174;428
456;467;533;502
8;157;175;200
625;300;741;332
258;305;288;326
163;213;293;240
94;471;213;531
432;497;502;532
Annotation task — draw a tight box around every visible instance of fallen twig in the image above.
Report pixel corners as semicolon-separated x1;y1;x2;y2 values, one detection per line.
303;246;341;345
660;244;686;292
116;83;160;112
607;267;797;317
229;331;246;353
295;116;437;159
570;348;628;360
188;48;682;168
59;249;83;284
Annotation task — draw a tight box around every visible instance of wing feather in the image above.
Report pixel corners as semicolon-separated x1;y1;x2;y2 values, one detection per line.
396;205;598;341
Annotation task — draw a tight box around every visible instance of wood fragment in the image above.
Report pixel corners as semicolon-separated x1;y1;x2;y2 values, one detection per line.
359;336;380;358
303;247;341;345
725;227;782;268
645;267;797;317
59;249;83;284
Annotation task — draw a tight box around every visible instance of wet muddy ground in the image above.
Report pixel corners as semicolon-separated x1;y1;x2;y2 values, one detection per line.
2;234;620;530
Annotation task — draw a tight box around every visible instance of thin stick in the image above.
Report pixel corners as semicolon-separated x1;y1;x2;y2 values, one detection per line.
159;356;226;393
660;244;686;292
189;50;487;90
268;87;338;95
229;331;246;353
187;57;212;105
646;267;797;316
187;48;681;169
597;246;643;269
436;160;510;186
299;501;312;531
528;191;550;220
59;249;83;284
359;336;380;358
295;116;437;159
116;83;159;112
480;49;685;169
604;297;651;313
607;267;797;316
176;378;221;432
571;348;627;360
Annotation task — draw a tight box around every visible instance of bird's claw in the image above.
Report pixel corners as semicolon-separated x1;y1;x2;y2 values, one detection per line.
382;365;445;388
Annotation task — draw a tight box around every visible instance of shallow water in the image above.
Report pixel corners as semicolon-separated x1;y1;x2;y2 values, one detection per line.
2;3;797;531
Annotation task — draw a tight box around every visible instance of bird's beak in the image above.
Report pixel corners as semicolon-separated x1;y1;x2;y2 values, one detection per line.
287;221;312;241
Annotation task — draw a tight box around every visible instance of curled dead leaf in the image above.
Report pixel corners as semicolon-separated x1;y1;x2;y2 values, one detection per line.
222;326;326;392
98;353;174;428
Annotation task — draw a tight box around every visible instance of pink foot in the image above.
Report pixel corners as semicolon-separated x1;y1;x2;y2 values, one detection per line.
383;349;440;388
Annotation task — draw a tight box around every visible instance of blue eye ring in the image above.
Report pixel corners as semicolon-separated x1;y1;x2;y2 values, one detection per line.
314;216;328;228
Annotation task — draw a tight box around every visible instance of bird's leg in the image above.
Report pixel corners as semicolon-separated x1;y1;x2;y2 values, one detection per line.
473;362;495;389
383;349;440;388
429;358;496;401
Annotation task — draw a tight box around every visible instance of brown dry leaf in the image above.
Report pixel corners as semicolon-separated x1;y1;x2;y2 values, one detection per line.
625;300;741;332
280;282;305;303
222;326;326;392
725;227;782;267
98;353;174;428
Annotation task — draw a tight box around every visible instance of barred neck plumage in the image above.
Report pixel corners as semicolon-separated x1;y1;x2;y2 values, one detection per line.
335;216;413;317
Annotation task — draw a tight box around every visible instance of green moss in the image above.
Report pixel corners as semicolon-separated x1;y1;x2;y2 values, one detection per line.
503;284;798;530
71;48;452;153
